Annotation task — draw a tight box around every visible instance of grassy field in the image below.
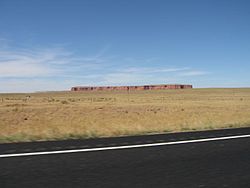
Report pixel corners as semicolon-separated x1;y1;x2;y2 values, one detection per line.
0;88;250;143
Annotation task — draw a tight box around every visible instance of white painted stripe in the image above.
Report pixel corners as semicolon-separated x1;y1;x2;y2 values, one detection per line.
1;134;250;158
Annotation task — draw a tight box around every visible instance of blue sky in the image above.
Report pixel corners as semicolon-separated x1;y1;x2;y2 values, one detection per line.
0;0;250;92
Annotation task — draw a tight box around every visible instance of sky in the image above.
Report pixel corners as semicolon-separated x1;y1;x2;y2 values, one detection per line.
0;0;250;92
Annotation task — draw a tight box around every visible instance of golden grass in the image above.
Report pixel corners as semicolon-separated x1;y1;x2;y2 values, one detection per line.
0;88;250;143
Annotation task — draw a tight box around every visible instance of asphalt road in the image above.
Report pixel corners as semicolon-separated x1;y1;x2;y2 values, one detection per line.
1;127;250;188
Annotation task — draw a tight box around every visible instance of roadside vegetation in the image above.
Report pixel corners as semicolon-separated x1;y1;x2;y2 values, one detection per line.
0;88;250;143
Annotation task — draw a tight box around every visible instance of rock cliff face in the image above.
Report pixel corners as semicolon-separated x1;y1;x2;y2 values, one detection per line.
71;84;192;91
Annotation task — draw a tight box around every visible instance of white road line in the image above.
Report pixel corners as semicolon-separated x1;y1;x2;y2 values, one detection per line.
1;134;250;158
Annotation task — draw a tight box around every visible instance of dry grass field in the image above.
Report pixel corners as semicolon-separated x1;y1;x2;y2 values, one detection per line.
0;88;250;143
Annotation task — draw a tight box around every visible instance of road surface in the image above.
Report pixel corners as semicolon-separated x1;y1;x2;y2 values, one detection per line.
1;127;250;187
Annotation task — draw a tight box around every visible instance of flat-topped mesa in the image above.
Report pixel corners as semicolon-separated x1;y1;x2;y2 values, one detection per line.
71;84;193;91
